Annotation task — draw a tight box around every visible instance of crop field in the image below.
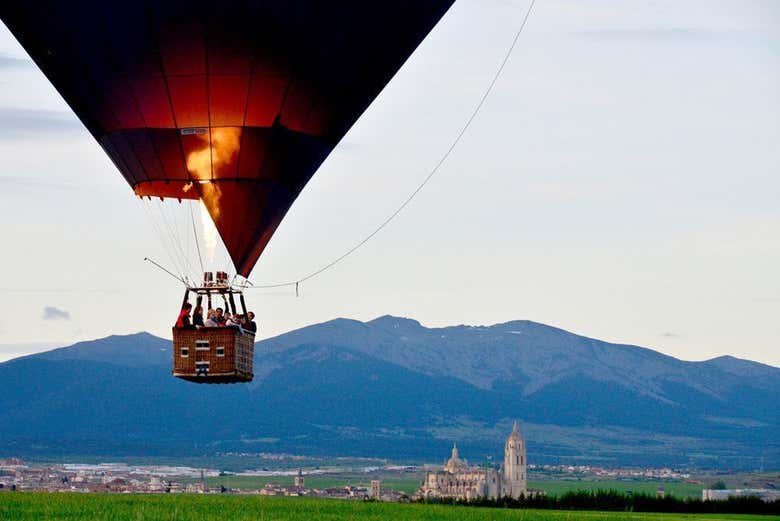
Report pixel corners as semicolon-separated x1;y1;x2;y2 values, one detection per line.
186;474;423;494
2;493;777;521
186;475;704;498
528;481;704;499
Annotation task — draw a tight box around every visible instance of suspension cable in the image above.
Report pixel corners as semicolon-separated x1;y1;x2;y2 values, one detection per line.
156;199;195;282
189;200;206;275
248;0;536;291
144;257;187;285
139;197;186;281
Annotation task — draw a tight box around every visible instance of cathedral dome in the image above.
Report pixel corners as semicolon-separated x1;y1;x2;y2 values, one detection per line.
444;443;467;473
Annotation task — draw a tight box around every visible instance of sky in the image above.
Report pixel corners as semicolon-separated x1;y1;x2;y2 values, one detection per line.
1;0;778;367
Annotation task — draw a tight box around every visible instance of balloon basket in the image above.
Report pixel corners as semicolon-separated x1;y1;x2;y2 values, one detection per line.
172;326;254;384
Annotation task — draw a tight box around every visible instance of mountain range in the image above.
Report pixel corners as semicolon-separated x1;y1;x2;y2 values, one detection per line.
0;316;777;469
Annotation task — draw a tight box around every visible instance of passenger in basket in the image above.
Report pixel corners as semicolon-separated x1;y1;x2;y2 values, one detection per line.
214;307;225;325
192;305;205;328
175;303;192;328
204;309;219;328
245;312;257;333
226;313;245;334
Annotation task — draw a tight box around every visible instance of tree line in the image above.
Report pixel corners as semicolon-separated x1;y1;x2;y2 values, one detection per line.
417;489;780;515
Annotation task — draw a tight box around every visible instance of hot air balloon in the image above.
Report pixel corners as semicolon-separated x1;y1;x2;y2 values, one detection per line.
2;0;455;382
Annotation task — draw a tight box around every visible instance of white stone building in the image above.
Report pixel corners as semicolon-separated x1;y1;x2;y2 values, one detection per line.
703;489;780;502
417;421;527;500
370;479;381;498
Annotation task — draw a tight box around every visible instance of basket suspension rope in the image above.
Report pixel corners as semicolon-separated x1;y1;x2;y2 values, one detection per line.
170;200;195;283
140;198;177;277
140;198;187;282
189;199;206;275
144;257;187;286
246;0;537;294
154;200;180;270
171;200;196;282
156;199;193;281
228;293;238;315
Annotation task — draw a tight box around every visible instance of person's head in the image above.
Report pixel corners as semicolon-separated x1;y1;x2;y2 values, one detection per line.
215;307;224;317
183;303;192;312
247;311;255;321
194;305;203;316
207;309;216;319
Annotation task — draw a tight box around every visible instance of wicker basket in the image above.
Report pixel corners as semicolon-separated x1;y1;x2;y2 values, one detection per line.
172;327;254;383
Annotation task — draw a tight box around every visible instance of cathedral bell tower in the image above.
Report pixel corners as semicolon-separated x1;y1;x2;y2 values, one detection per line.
503;420;527;498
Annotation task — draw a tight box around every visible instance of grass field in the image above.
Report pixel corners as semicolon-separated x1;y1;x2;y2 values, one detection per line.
1;493;777;521
188;475;704;498
187;474;423;494
528;481;704;499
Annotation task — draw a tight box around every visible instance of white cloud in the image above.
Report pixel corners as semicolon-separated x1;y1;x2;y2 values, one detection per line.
42;307;70;321
0;52;29;69
0;108;82;139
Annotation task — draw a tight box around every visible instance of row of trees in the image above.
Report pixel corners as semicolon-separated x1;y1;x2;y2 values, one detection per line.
417;489;780;515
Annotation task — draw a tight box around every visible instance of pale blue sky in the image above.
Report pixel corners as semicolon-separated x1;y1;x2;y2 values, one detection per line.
1;0;778;366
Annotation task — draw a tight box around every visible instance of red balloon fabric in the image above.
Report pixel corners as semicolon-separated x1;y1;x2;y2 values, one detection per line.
2;0;455;276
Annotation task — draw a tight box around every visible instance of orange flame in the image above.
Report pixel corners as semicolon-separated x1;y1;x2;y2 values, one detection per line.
185;127;242;218
186;128;241;179
185;127;241;263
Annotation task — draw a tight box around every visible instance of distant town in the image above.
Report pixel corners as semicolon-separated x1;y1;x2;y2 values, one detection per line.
2;424;777;503
3;459;777;503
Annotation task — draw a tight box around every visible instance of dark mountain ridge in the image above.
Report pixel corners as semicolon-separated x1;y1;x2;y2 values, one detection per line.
0;316;777;469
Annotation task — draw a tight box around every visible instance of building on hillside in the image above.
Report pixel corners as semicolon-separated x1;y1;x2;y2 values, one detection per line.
703;489;780;502
416;421;527;500
294;469;305;490
370;479;381;499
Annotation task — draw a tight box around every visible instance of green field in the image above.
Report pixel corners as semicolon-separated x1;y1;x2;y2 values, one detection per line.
528;481;704;499
1;493;777;521
186;474;423;494
189;475;704;498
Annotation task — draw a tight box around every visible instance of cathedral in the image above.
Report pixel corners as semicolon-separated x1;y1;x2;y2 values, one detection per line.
417;422;527;500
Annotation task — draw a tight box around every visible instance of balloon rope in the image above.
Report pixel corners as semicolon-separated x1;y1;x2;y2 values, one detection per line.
144;257;187;286
140;198;185;281
156;200;193;282
189;200;206;275
249;0;536;291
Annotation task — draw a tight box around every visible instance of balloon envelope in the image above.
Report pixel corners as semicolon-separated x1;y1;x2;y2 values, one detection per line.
2;0;455;276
